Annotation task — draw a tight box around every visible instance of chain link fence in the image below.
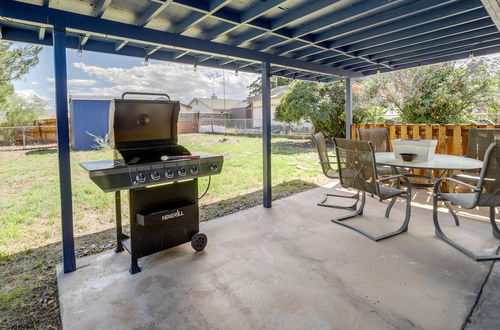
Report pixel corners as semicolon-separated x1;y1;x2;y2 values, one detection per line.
0;125;57;148
194;118;313;136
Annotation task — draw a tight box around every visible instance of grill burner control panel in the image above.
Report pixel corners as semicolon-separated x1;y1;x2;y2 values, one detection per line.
80;154;223;192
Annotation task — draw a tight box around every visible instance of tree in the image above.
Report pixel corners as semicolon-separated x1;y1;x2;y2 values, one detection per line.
247;76;291;96
0;42;42;105
275;80;364;138
3;93;48;126
361;58;499;124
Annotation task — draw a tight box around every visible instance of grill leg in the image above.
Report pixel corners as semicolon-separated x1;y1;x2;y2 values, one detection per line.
130;255;141;274
491;207;500;239
115;191;124;253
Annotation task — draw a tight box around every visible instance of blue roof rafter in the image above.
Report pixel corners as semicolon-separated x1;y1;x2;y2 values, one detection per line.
38;27;45;40
173;50;189;59
384;39;500;66
232;0;342;48
42;0;49;7
93;0;112;18
198;55;213;62
328;0;484;50
355;19;495;57
481;0;500;30
137;0;174;27
0;1;359;78
81;34;90;46
174;0;234;34
202;0;288;41
115;40;128;51
342;8;489;53
218;58;234;66
362;43;500;75
147;46;162;55
290;0;404;38
313;0;456;44
370;28;500;61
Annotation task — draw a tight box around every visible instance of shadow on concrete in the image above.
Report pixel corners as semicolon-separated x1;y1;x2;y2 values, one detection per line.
0;179;319;329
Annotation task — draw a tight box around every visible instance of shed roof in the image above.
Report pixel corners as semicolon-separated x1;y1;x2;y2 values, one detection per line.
0;0;499;82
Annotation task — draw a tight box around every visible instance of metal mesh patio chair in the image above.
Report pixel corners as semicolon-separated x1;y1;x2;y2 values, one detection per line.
312;132;359;210
433;141;500;261
357;127;393;175
331;138;412;241
453;128;500;183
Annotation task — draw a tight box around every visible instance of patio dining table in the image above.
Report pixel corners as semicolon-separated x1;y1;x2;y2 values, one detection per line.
375;152;484;224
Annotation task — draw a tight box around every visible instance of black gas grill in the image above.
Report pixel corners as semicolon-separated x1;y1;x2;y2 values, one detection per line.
80;92;223;274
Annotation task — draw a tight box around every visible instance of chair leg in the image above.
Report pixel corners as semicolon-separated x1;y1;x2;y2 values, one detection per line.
331;191;410;242
443;201;460;226
317;191;360;210
490;207;500;239
385;197;397;218
433;198;500;261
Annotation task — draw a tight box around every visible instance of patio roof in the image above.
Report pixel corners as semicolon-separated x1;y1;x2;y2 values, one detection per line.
0;0;500;82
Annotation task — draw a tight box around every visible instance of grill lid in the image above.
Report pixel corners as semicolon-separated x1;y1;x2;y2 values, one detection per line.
110;92;180;150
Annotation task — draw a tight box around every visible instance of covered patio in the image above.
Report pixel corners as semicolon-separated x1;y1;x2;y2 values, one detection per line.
1;0;499;328
57;184;499;329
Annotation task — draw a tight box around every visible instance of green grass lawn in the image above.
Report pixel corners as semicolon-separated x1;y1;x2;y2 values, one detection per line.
0;134;330;328
0;134;327;255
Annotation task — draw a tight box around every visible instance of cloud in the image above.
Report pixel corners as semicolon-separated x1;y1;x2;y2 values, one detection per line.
31;81;39;86
16;89;50;102
46;77;97;87
72;61;257;103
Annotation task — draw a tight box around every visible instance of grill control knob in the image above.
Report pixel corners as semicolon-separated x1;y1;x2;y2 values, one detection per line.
209;164;218;172
150;170;160;181
190;166;199;175
135;173;146;183
178;168;186;177
165;169;174;178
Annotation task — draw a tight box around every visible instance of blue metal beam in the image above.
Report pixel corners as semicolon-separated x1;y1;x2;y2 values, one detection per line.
355;19;494;57
93;0;112;18
313;0;456;44
137;0;173;27
291;0;403;38
0;1;361;77
262;61;272;209
329;0;484;49
343;8;489;53
270;0;342;30
52;27;75;274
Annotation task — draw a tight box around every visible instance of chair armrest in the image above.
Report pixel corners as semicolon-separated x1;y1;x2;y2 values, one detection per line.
377;174;409;184
433;177;481;195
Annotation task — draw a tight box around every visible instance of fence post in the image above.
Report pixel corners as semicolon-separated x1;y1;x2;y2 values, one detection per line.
22;127;26;149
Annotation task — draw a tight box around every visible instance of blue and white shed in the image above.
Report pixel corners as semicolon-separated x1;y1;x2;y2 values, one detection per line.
69;96;113;151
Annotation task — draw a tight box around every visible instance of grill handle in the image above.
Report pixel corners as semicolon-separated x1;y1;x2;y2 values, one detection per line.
121;92;171;100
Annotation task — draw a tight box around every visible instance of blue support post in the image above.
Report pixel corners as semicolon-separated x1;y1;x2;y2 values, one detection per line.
53;27;76;273
262;62;272;208
345;78;352;139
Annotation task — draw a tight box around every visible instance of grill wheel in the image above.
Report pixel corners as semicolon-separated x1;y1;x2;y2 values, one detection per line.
191;232;207;251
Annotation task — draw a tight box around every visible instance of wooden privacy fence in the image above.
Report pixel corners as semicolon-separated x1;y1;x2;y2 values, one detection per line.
351;123;500;156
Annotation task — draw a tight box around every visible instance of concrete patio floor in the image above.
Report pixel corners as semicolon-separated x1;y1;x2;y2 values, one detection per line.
57;183;499;330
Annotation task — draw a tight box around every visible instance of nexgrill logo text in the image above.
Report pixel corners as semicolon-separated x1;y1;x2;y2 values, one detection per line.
161;210;184;221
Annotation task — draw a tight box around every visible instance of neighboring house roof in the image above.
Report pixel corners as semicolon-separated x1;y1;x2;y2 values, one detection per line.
189;98;242;110
230;100;250;110
247;85;289;101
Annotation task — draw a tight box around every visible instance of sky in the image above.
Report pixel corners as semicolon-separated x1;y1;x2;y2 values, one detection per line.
13;46;258;109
